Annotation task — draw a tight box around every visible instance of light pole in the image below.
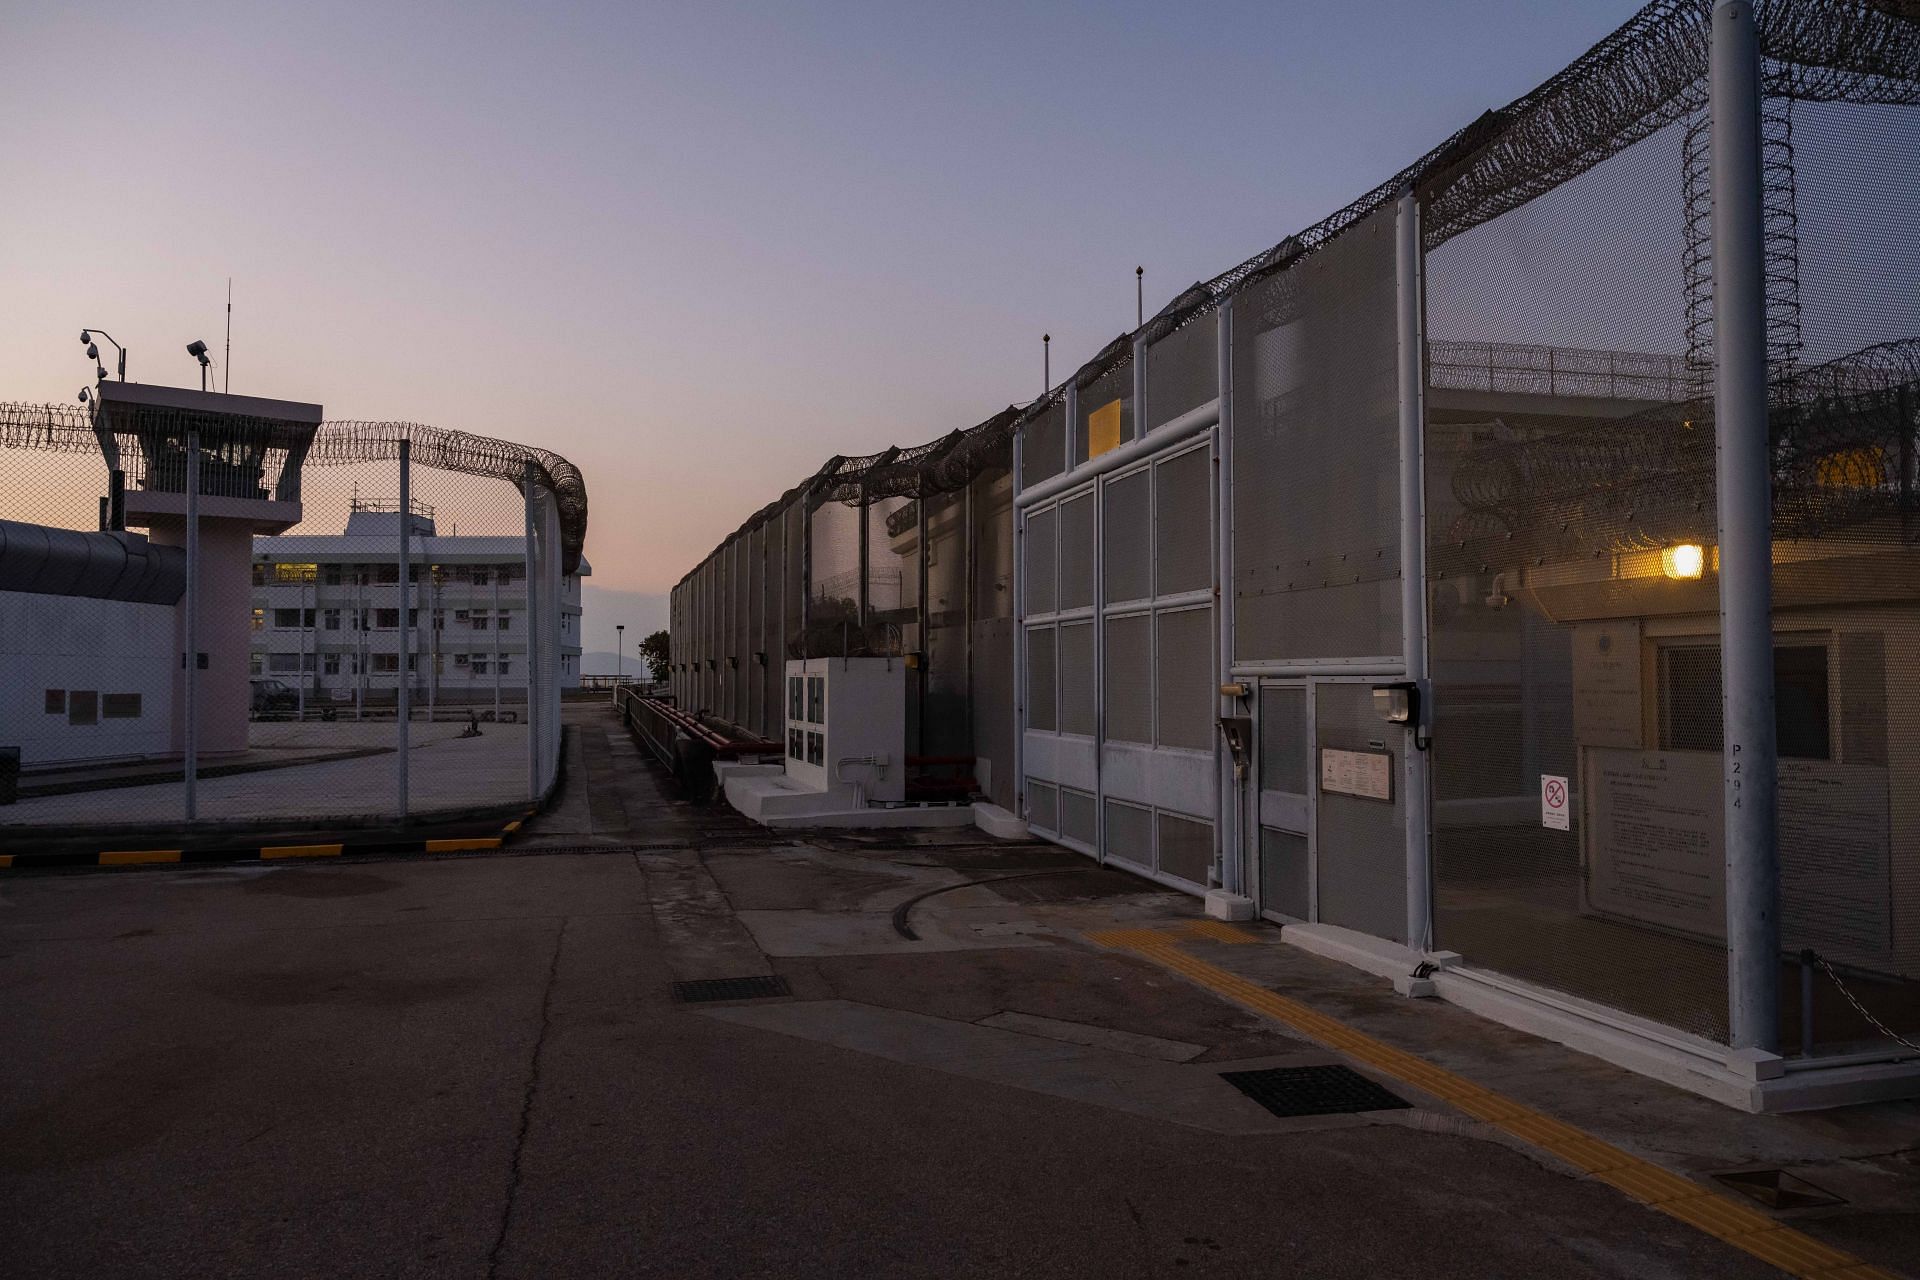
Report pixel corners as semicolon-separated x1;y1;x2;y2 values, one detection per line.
80;329;126;381
615;624;625;704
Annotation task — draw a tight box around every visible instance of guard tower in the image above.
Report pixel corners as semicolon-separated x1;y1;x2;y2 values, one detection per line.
92;382;322;755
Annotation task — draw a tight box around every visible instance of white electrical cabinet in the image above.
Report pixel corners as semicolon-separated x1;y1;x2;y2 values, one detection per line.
782;657;906;805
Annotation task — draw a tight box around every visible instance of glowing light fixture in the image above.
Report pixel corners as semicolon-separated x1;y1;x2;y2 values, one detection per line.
1662;543;1705;580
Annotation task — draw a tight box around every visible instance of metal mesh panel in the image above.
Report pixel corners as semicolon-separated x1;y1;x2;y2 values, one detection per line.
783;501;804;656
1023;506;1056;616
923;488;970;758
1104;798;1152;868
1057;492;1095;611
1426;110;1730;1041
1157;812;1213;887
732;536;749;725
1026;780;1058;833
1154;606;1213;749
1057;620;1095;737
810;499;861;623
1102;469;1151;604
1764;95;1920;1048
1315;682;1405;944
1153;445;1211;596
764;510;785;735
867;494;914;642
1259;686;1309;794
1025;624;1056;733
1231;205;1400;662
1022;401;1066;490
971;465;1018;811
1103;612;1152;744
1076;360;1134;465
1260;827;1311;919
1060;787;1096;846
1145;318;1219;430
748;525;766;734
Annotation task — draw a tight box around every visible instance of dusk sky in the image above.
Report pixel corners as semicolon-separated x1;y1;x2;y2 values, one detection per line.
1;0;1625;666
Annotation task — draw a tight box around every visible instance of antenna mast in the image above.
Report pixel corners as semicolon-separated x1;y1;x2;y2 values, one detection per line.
224;278;232;393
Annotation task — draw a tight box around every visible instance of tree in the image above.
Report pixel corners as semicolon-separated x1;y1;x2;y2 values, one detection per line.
638;629;670;681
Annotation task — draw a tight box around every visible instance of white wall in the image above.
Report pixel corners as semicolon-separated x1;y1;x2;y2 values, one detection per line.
0;590;176;766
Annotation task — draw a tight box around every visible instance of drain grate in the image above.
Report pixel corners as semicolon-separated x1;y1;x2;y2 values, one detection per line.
1711;1168;1846;1211
1220;1064;1411;1118
672;974;791;1003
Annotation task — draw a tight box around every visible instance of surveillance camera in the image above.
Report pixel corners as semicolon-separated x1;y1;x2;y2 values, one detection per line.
186;339;209;359
86;342;99;359
78;387;90;403
80;330;91;343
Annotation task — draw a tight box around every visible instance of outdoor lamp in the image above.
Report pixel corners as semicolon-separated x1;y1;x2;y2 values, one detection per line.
1662;543;1705;580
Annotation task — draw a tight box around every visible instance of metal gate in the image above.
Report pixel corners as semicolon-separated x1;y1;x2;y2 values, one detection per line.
1253;676;1408;942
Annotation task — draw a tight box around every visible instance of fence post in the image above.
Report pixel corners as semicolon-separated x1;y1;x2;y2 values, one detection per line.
1396;190;1434;953
397;438;411;820
1215;299;1240;897
524;461;539;803
1711;0;1780;1053
184;430;200;822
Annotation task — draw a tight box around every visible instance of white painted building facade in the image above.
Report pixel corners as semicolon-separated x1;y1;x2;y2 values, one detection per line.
250;504;586;712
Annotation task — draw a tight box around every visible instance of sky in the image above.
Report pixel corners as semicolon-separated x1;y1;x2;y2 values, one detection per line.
0;0;1633;669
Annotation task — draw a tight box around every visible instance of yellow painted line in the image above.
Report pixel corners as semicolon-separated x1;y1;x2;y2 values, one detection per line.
100;849;183;866
502;819;524;835
425;836;501;853
0;855;13;868
1084;926;1896;1280
260;844;343;860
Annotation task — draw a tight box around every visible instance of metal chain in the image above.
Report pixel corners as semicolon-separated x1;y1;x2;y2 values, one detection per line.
1812;954;1920;1056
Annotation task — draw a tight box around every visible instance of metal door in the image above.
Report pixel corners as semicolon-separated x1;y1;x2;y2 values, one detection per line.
1254;681;1313;920
1313;680;1407;943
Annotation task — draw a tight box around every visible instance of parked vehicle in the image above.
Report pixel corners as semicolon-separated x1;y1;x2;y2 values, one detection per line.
250;678;300;716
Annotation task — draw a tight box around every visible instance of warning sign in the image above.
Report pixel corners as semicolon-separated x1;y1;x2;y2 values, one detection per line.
1541;774;1570;830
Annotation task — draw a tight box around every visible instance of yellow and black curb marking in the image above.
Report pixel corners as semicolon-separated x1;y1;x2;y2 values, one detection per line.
0;809;536;872
1085;923;1896;1280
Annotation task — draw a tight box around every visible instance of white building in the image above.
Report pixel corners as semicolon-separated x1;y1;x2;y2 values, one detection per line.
250;500;587;714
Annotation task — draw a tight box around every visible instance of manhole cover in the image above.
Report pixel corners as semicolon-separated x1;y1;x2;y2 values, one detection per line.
673;975;791;1003
1219;1064;1410;1118
1711;1168;1846;1211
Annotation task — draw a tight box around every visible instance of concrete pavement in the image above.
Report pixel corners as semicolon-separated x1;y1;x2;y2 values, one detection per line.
1;704;1914;1278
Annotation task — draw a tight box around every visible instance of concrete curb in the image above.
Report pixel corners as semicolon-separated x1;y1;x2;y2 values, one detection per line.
0;811;534;872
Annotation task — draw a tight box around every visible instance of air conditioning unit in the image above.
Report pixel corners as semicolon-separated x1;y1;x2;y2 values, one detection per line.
782;657;905;805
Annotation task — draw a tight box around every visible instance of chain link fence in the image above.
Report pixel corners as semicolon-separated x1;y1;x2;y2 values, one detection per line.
0;397;584;844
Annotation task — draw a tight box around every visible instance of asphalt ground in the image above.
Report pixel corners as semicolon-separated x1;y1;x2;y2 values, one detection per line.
1;706;1912;1279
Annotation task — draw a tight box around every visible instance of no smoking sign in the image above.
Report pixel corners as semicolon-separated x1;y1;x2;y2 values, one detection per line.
1540;775;1570;830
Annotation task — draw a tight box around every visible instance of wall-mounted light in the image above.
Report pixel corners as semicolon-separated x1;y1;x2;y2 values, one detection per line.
1661;543;1705;580
754;651;767;667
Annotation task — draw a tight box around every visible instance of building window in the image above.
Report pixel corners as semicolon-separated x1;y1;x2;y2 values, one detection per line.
324;564;343;586
432;608;445;631
471;567;491;586
455;610;470;623
1657;640;1832;760
472;658;489;675
44;689;65;714
249;653;264;676
274;562;316;584
268;653;302;673
323;608;342;631
376;564;400;585
251;563;266;587
470;611;490;630
454;654;470;668
102;693;142;719
68;691;98;726
372;654;400;673
251;607;265;632
273;608;315;629
496;613;512;632
323;654;341;676
498;658;512;675
375;608;400;629
407;608;419;628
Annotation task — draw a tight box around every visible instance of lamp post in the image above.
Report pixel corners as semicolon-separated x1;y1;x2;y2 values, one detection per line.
615;624;625;704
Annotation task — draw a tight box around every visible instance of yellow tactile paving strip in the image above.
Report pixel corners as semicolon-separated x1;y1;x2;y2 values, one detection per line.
1085;925;1895;1280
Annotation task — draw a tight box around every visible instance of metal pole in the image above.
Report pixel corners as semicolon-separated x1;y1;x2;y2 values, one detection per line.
297;569;308;721
1396;190;1434;953
1712;0;1780;1053
492;571;501;722
184;431;200;821
355;571;364;721
616;624;625;707
397;440;411;820
524;462;539;802
1215;300;1241;897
